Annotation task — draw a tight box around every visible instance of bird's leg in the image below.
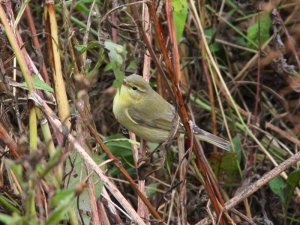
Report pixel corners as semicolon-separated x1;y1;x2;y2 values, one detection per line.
120;126;128;135
137;143;167;179
137;115;180;179
151;143;167;168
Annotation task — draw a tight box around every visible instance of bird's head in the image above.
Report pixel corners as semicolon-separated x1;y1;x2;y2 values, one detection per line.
119;74;151;103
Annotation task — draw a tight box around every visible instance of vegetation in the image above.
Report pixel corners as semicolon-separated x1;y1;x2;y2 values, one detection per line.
0;0;299;224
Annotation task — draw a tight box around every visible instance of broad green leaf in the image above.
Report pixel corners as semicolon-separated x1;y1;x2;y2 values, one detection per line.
46;191;75;225
50;189;75;206
32;75;54;93
103;134;136;176
247;13;271;49
269;176;285;203
64;150;105;224
285;170;300;208
209;152;240;184
20;75;54;93
103;134;138;157
104;40;126;88
172;0;188;41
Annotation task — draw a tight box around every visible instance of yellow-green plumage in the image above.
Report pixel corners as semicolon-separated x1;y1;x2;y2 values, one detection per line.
113;74;230;151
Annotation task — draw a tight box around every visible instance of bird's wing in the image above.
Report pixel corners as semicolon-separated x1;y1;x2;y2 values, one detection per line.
127;107;177;131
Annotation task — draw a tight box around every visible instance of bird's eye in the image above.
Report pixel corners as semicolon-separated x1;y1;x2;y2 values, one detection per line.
132;86;138;91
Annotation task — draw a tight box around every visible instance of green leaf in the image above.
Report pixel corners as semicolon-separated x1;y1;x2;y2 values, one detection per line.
126;59;138;71
104;40;126;88
146;183;159;197
64;150;105;224
0;213;23;225
74;1;91;13
269;176;285;203
20;75;54;93
205;28;220;53
209;152;240;184
247;13;271;49
33;75;54;93
0;195;21;214
5;159;24;185
232;136;242;163
172;0;188;41
103;134;135;157
46;191;75;225
50;189;75;206
75;41;101;54
285;170;300;208
90;48;105;72
102;134;142;176
14;0;30;30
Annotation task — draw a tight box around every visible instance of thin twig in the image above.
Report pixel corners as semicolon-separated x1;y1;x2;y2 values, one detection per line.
225;150;300;211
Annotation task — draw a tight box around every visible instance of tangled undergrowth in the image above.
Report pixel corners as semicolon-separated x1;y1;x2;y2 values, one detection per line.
0;0;299;224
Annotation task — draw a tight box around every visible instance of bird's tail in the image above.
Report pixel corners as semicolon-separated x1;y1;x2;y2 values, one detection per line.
193;125;230;151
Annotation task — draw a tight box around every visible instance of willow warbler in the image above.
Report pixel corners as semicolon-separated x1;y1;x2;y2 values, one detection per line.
113;74;230;151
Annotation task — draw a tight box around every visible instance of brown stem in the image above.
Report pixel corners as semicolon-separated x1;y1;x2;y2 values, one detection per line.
128;1;226;223
24;6;50;84
0;122;19;159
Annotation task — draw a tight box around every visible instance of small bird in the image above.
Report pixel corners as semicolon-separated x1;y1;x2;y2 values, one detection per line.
113;74;230;151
